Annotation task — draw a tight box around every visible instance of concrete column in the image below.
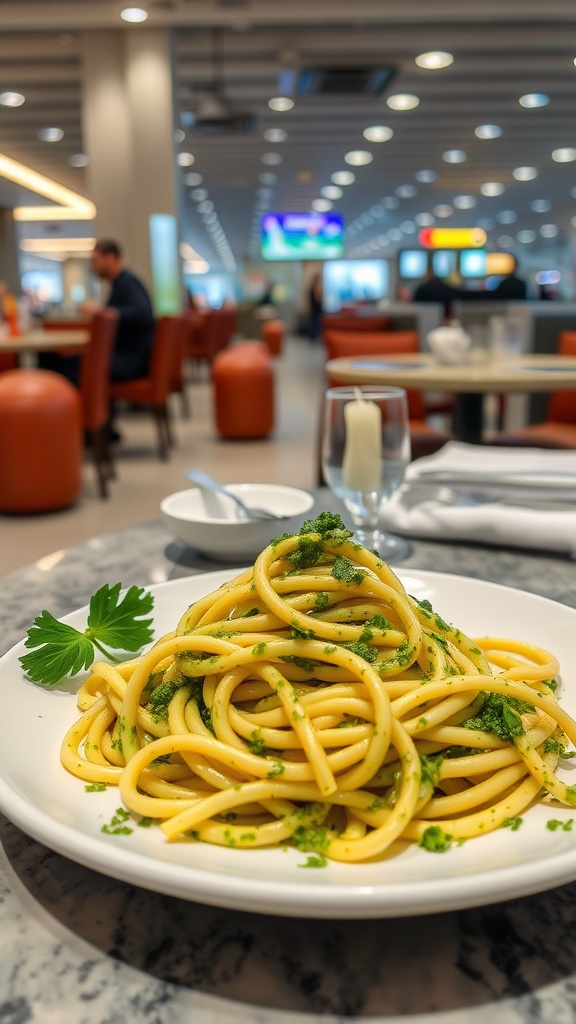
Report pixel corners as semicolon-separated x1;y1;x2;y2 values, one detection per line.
80;28;182;309
0;208;21;293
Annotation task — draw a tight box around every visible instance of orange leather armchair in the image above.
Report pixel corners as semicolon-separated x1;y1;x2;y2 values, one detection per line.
493;331;576;448
109;315;191;459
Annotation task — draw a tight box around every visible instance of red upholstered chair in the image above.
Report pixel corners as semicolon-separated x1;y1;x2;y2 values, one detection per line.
322;315;391;334
261;318;284;355
323;329;452;460
109;315;191;459
0;352;18;372
79;308;119;498
492;331;576;448
0;369;82;512
212;341;274;438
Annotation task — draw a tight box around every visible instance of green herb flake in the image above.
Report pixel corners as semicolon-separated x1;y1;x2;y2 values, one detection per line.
137;816;154;828
314;591;330;611
288;537;323;570
502;816;523;831
419;825;453;853
299;854;328;868
465;692;534;741
84;782;107;793
419;753;444;789
341;640;379;664
331;555;365;587
147;679;184;722
546;818;574;832
246;729;269;756
101;807;133;836
300;511;351;540
292;824;330;854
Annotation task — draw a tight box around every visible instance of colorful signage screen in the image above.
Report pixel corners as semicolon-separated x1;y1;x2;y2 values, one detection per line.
261;212;344;261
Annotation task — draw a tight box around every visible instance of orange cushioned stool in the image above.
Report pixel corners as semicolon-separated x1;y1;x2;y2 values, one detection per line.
0;369;82;513
261;318;284;356
212;341;274;439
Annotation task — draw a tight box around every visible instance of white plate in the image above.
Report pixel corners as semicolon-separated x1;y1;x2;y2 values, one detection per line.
1;569;576;919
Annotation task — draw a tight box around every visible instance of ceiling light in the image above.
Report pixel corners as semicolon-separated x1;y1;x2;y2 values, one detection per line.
361;213;374;226
0;91;25;107
184;172;202;186
415;50;454;70
400;221;416;233
480;182;505;196
38;127;64;142
415;169;437;183
261;152;283;164
191;188;208;200
387;227;403;241
197;200;213;213
497;210;517;223
0;152;95;221
363;125;394;142
268;96;294;111
443;149;467;163
263;128;288;143
311;198;333;212
497;235;515;248
517;230;536;243
296;170;313;181
433;204;453;217
382;196;399;209
257;187;273;198
68;153;89;168
531;199;551;212
477;218;495;230
453;195;476;209
259;172;277;184
174;128;185;143
475;124;502;139
519;93;549;108
370;204;384;217
20;237;96;254
395;184;416;198
120;7;149;22
512;167;537;182
386;93;420;110
322;185;343;199
177;152;195;167
415;212;434;226
344;150;373;166
331;170;355;186
540;224;559;237
552;147;576;162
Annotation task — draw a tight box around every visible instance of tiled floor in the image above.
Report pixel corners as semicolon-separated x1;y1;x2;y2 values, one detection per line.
1;335;325;579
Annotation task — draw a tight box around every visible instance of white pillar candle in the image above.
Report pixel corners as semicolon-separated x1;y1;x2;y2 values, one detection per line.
342;392;382;492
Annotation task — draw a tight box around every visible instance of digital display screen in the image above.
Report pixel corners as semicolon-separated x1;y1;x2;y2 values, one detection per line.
432;250;457;279
397;249;428;280
460;249;487;278
261;212;344;261
322;259;389;311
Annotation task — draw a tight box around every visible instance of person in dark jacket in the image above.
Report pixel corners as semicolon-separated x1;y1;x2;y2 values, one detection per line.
491;258;527;300
82;239;155;380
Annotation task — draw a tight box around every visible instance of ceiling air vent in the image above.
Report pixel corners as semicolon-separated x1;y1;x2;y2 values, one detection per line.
296;66;396;97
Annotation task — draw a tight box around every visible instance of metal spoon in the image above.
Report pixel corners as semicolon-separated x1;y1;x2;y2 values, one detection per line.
185;469;290;521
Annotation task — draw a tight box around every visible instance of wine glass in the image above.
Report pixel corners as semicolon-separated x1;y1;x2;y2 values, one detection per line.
321;385;412;563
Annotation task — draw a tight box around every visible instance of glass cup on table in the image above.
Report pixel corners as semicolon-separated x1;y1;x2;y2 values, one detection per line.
321;385;412;563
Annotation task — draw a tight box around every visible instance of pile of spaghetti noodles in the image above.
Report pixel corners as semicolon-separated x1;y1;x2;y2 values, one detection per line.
61;514;576;862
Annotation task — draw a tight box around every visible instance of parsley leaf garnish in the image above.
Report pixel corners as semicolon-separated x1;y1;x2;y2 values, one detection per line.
19;583;154;686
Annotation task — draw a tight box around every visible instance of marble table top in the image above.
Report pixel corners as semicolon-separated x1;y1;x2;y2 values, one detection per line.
2;492;576;1024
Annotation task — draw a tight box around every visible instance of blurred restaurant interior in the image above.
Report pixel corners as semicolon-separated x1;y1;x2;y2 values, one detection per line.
5;5;576;1022
2;0;576;572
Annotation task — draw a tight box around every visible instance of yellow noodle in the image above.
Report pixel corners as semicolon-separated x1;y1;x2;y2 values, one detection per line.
59;526;576;862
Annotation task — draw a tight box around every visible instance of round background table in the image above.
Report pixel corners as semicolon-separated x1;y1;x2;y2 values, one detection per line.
2;492;576;1024
325;351;576;443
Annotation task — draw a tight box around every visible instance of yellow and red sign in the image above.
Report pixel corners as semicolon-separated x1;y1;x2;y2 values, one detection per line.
418;227;487;249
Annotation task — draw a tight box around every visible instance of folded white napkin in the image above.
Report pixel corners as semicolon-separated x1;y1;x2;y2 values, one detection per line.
380;442;576;556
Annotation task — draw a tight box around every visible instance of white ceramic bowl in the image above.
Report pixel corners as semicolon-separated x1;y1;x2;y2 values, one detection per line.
427;326;471;365
160;483;315;561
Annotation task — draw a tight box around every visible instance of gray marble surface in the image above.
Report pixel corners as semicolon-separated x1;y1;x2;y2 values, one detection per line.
2;492;576;1024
